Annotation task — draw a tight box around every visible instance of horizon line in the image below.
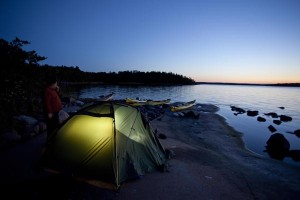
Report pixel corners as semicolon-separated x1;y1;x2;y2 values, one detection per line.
196;82;300;86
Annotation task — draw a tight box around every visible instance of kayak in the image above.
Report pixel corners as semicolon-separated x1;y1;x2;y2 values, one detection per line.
126;98;171;106
99;92;114;101
146;99;171;106
170;100;196;112
126;97;147;103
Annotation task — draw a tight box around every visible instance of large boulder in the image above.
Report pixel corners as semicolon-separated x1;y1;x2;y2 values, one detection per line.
265;133;290;160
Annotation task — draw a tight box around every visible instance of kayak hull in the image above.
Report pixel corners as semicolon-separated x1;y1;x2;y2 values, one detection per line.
126;98;171;106
171;100;196;112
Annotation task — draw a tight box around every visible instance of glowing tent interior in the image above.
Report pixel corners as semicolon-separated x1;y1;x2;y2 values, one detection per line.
40;102;168;189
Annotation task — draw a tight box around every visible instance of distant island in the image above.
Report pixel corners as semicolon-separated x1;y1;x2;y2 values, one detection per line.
197;82;300;87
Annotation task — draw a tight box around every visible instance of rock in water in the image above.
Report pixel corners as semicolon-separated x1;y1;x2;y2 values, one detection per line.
257;116;266;122
264;112;278;118
265;133;290;160
247;110;259;117
230;106;246;115
289;150;300;161
294;129;300;137
268;125;277;133
280;115;292;122
273;120;281;125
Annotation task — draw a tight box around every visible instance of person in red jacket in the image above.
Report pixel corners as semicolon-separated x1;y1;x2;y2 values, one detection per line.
44;75;62;139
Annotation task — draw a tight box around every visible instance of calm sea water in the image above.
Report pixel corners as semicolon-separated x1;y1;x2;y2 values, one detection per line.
63;84;300;167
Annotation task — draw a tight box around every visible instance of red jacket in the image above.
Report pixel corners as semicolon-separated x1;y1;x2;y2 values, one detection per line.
44;86;62;114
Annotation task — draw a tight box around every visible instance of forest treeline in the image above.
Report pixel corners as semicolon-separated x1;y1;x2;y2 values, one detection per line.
43;66;196;85
0;37;195;131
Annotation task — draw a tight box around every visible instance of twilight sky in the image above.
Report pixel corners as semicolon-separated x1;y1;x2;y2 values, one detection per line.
1;0;300;83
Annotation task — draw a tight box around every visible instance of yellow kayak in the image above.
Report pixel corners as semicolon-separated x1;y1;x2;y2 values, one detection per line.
126;98;147;104
146;99;171;106
126;98;171;106
170;100;196;112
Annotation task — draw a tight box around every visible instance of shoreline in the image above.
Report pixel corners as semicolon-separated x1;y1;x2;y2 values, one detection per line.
0;103;299;199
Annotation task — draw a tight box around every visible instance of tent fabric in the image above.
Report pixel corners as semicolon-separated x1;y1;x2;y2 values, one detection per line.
41;102;167;188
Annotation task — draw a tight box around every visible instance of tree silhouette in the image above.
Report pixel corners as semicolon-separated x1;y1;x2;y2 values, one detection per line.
0;38;46;130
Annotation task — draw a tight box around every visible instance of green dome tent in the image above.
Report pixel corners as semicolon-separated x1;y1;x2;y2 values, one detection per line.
41;102;168;189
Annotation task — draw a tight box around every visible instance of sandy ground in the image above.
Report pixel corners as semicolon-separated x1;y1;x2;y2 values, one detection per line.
0;104;299;200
